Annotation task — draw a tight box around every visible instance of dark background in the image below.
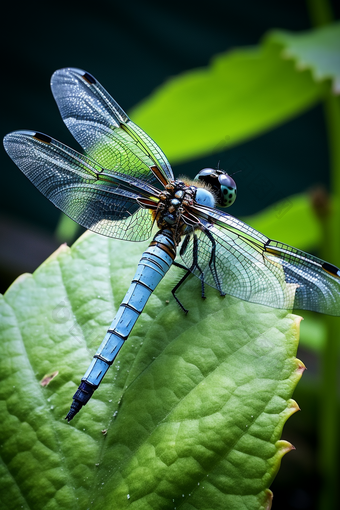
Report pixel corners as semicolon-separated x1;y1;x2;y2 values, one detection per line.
1;1;339;508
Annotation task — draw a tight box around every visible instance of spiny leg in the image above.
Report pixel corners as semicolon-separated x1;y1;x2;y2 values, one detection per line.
183;234;206;298
171;264;191;313
202;227;226;296
172;234;206;313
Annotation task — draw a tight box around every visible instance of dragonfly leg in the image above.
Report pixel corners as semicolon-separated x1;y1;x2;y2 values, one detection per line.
171;265;191;314
172;234;206;313
172;261;188;271
202;227;226;296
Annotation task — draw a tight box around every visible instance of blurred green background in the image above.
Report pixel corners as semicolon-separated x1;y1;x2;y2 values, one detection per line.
1;1;340;509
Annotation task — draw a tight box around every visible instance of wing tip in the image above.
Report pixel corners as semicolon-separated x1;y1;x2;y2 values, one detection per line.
3;130;35;151
4;130;52;145
51;67;96;87
322;261;340;279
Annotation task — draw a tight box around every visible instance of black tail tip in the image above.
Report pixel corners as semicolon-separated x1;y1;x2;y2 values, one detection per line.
65;412;74;422
65;400;83;422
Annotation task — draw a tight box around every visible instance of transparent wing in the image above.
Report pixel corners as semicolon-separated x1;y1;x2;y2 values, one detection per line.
3;131;157;241
181;204;340;316
50;67;174;186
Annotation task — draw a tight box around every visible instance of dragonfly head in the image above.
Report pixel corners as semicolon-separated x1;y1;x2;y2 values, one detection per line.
194;168;237;208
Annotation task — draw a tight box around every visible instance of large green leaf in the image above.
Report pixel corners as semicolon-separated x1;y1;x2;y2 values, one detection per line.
130;35;325;164
270;22;340;95
0;232;303;510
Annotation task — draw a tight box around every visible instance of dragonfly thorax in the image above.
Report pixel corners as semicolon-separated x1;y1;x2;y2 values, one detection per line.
154;180;200;235
155;180;217;245
158;181;192;223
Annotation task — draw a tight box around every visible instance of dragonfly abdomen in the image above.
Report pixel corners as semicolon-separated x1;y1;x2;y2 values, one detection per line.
66;230;176;421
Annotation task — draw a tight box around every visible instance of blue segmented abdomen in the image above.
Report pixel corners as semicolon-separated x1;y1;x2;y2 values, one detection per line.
66;230;176;421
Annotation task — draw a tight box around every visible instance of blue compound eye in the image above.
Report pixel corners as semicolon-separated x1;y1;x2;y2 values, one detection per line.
194;168;237;208
195;187;215;208
194;168;215;180
218;174;237;207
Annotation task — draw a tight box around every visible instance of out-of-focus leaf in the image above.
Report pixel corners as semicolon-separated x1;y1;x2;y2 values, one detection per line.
270;22;340;94
0;231;303;510
54;213;80;243
241;193;322;252
130;36;325;164
299;312;327;352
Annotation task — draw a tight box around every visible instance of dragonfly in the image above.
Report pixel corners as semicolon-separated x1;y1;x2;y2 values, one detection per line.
3;68;340;422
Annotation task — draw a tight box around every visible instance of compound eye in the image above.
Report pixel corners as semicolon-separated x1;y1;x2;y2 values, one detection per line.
194;168;215;181
193;168;237;207
218;174;237;207
195;188;215;208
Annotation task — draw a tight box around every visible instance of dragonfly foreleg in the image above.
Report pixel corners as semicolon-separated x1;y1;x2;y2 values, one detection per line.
202;227;226;296
172;234;206;313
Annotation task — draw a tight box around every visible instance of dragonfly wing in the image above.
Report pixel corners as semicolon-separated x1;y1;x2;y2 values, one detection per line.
181;205;340;316
50;68;174;185
3;131;155;241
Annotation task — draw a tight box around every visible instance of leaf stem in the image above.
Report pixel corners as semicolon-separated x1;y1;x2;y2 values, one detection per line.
318;90;340;510
306;0;333;26
306;1;340;508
